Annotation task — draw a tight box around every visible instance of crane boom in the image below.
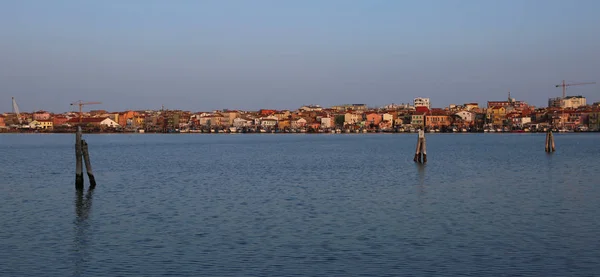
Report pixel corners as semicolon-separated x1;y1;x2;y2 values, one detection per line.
70;100;102;123
555;80;596;98
12;97;21;124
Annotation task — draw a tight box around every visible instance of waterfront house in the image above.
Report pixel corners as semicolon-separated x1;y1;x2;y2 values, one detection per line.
454;111;475;123
117;111;137;127
565;111;587;128
291;118;307;129
365;113;382;127
233;117;252;128
344;112;362;125
509;116;532;127
411;114;425;128
28;120;53;129
490;106;507;126
198;115;212;127
278;119;291;130
196;113;222;128
221;110;241;126
382;113;394;123
588;112;600;130
211;113;226;127
425;114;451;129
260;118;278;128
0;115;5;127
320;117;333;129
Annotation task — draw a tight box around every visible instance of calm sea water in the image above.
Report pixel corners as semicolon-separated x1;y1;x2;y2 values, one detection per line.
1;133;599;277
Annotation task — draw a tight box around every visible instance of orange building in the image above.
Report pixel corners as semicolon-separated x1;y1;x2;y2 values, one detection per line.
425;115;451;128
53;116;69;126
118;111;138;127
365;113;382;126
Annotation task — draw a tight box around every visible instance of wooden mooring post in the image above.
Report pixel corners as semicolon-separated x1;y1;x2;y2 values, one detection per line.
75;127;84;190
81;139;96;189
75;126;97;189
413;130;427;164
545;130;556;153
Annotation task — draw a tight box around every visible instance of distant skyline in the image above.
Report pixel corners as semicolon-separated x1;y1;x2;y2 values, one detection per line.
1;0;599;113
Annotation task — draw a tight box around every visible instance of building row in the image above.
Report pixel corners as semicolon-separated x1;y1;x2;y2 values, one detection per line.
2;96;600;132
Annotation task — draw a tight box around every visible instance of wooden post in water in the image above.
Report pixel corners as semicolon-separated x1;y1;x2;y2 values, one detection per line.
545;130;550;152
81;139;96;189
421;135;427;164
550;131;556;152
545;130;556;153
414;130;427;164
413;131;422;163
75;126;84;189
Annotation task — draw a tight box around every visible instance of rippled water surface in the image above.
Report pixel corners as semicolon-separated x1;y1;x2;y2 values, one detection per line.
1;133;599;276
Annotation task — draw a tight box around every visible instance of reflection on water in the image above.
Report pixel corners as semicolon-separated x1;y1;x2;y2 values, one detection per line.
73;188;94;277
417;164;426;197
75;188;94;220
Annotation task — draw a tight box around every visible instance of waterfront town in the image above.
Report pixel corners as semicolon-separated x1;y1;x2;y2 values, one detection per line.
2;93;600;134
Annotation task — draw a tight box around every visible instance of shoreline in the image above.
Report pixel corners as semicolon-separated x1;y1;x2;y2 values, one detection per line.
1;131;597;135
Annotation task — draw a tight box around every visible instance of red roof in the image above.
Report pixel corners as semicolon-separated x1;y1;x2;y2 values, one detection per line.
415;106;429;113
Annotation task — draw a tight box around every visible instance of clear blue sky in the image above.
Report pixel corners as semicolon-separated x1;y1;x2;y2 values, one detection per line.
1;0;599;113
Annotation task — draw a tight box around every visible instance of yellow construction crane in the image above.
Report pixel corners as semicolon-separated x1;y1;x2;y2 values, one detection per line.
70;101;102;123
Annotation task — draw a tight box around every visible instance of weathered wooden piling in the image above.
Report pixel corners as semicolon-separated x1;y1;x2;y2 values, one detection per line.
81;139;96;189
545;131;549;152
414;134;422;163
545;130;555;153
421;136;427;164
75;127;84;189
413;130;427;164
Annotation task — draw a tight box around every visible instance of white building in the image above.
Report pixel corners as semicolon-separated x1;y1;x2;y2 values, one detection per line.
512;117;532;126
260;118;278;128
382;113;394;122
99;118;120;128
414;97;430;109
233;118;251;128
548;96;587;109
562;96;587;109
291;118;307;129
320;117;333;128
344;113;362;125
454;111;475;122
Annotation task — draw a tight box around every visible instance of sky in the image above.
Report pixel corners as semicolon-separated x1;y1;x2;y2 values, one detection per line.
1;0;599;113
